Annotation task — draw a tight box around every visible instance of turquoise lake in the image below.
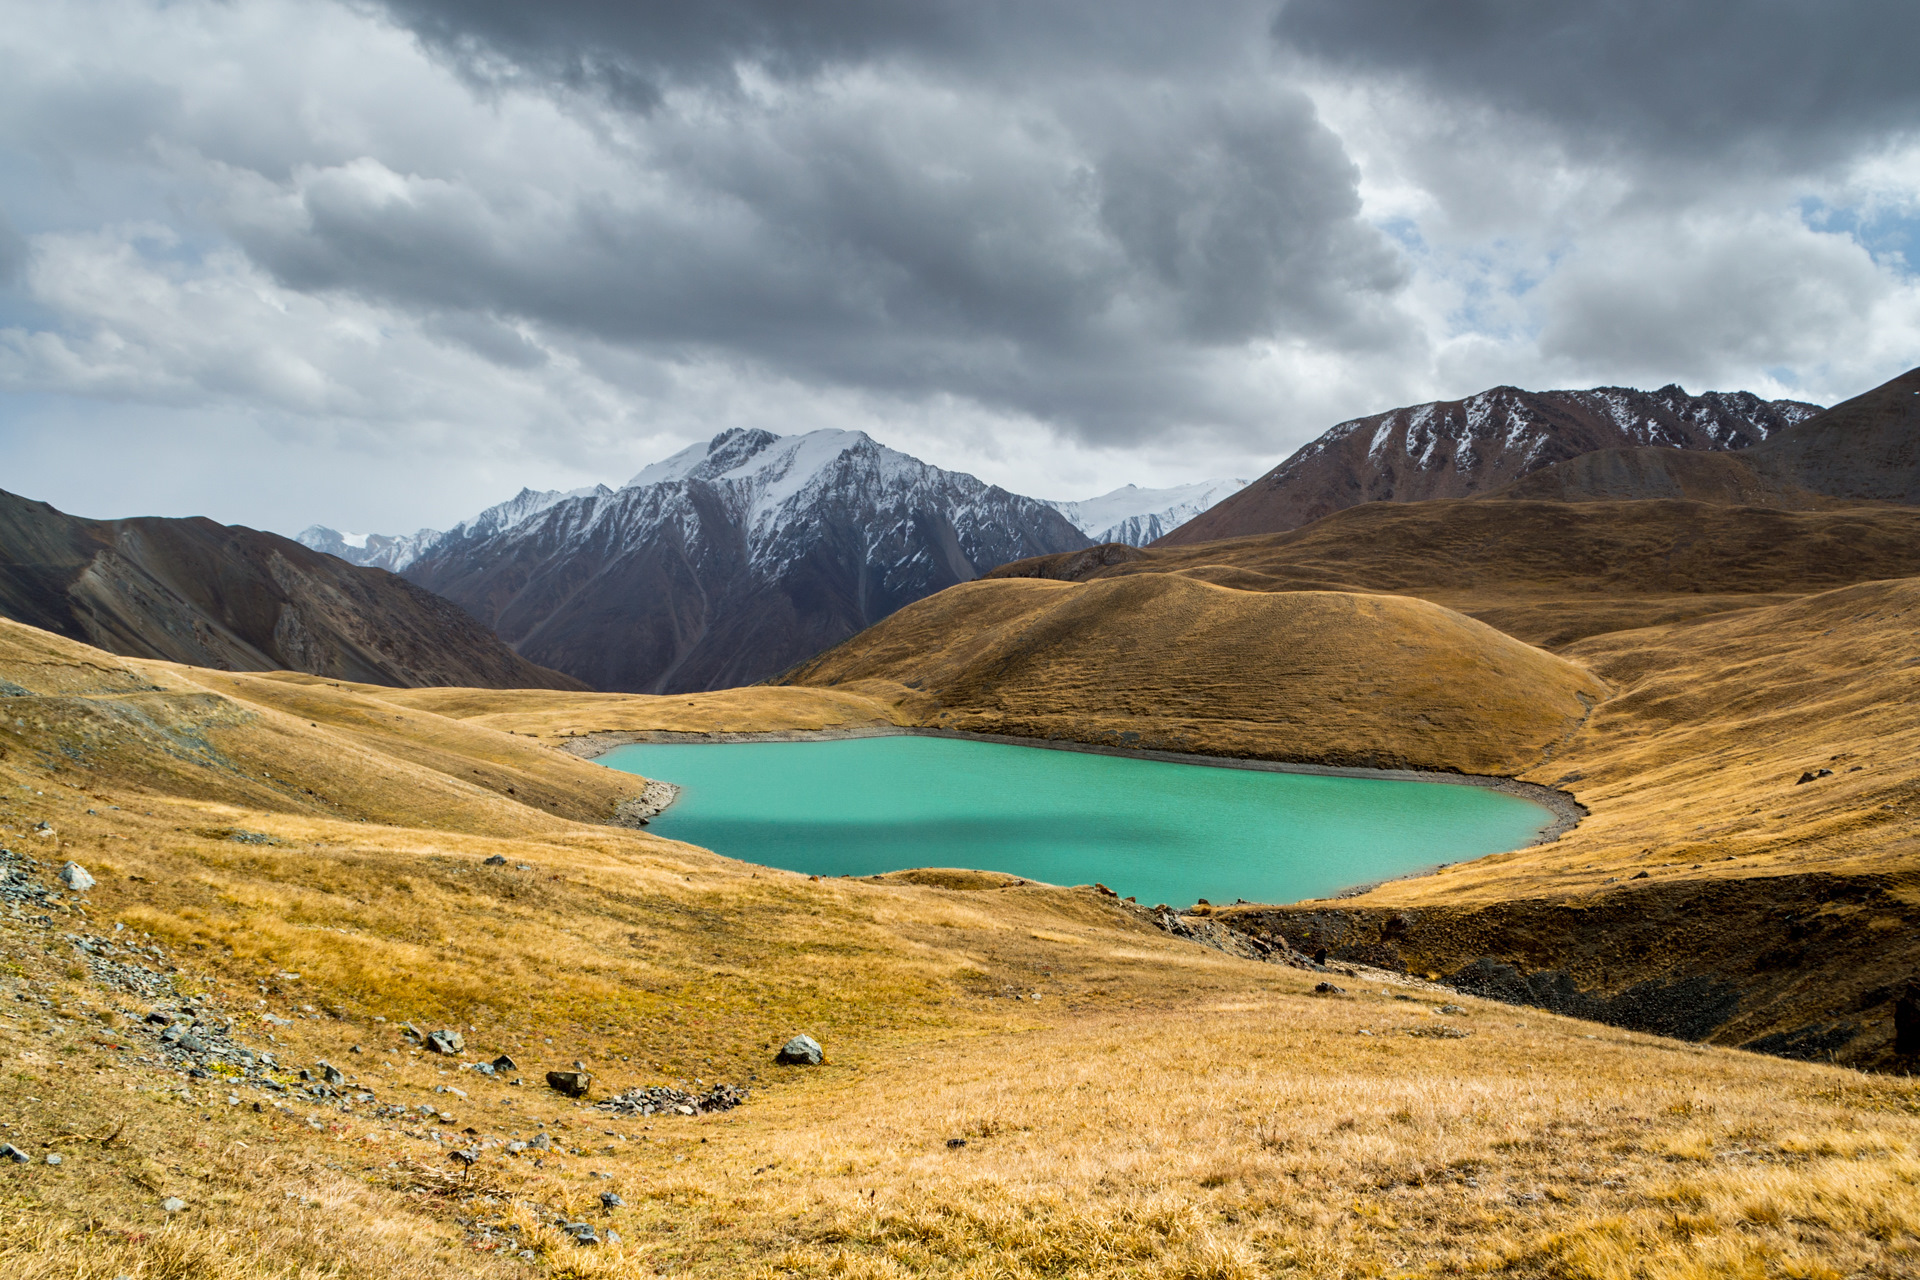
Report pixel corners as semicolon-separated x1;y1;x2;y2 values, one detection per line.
597;735;1553;907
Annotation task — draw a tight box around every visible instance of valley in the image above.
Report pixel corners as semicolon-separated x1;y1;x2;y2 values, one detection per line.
3;369;1919;1277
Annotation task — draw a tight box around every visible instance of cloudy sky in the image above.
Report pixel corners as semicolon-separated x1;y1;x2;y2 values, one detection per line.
3;0;1919;536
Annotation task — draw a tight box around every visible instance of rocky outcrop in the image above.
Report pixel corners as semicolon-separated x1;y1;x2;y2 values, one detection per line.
1219;870;1920;1071
0;488;582;690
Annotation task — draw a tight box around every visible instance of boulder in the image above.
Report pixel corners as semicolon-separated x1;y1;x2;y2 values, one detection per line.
0;1143;27;1163
775;1034;824;1066
58;862;94;891
425;1029;465;1055
546;1070;592;1097
491;1053;517;1071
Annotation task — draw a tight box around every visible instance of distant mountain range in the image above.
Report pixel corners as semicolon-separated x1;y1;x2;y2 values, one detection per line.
297;437;1249;692
377;429;1093;692
0;489;583;689
1163;384;1823;544
1043;479;1247;546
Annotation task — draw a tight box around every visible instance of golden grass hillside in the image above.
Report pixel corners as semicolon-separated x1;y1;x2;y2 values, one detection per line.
993;500;1920;648
0;617;1917;1278
777;574;1607;776
1218;575;1920;1070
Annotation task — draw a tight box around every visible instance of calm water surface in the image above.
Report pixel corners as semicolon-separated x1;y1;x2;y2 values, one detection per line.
598;735;1552;907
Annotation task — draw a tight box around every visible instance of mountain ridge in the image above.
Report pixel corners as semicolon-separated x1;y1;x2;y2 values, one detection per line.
0;488;585;690
1161;382;1823;544
401;428;1094;692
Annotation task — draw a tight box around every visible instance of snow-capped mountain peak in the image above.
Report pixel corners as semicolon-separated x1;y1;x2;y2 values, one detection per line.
1044;478;1249;546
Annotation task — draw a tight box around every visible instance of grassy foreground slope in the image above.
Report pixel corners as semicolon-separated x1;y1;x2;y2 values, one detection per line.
5;623;1919;1277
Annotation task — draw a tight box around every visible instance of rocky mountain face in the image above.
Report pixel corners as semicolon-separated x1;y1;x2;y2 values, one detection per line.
1495;366;1920;507
0;489;585;689
1161;384;1823;544
401;428;1093;693
1044;479;1247;546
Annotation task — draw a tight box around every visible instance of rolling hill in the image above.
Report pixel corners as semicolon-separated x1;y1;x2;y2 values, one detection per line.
779;573;1605;775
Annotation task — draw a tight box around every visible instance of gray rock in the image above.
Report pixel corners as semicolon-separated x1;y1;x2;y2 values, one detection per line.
161;1197;186;1213
1312;982;1345;995
491;1053;517;1071
599;1191;624;1208
484;855;507;866
775;1034;823;1066
530;1132;552;1151
426;1029;465;1055
145;1010;180;1026
44;1153;61;1166
563;1223;599;1245
546;1070;592;1097
605;1229;621;1245
0;1143;28;1163
451;1148;478;1166
320;1063;346;1086
506;1140;528;1154
59;862;94;892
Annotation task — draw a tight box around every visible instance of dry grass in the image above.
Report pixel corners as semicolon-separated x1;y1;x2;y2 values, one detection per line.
0;619;1916;1275
781;575;1608;775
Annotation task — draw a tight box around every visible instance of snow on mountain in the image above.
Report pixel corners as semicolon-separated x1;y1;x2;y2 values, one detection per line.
1165;383;1825;545
1044;479;1249;547
402;428;1093;692
296;525;444;573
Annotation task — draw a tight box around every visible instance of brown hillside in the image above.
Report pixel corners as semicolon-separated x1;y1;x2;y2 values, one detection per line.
1161;383;1816;544
991;499;1920;647
5;618;1918;1279
1487;365;1920;508
0;488;582;690
780;574;1605;775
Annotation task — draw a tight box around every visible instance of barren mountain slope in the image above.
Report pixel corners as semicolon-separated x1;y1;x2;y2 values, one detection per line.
990;500;1920;647
1492;364;1920;507
0;489;581;690
779;574;1605;775
3;618;1914;1279
1162;383;1818;543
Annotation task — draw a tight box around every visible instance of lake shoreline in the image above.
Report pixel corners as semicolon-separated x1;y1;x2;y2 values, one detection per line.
563;724;1586;852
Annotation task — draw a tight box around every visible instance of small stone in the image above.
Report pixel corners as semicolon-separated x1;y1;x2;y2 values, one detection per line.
425;1029;465;1055
321;1063;346;1087
59;862;94;892
546;1070;592;1097
145;1010;180;1026
44;1153;61;1166
491;1053;517;1071
775;1034;823;1066
1631;871;1650;880
161;1197;186;1213
529;1132;552;1151
600;1190;625;1208
1439;1004;1467;1015
1312;982;1345;995
604;1229;621;1246
507;1140;528;1154
564;1222;600;1245
946;1138;967;1149
484;855;507;866
450;1148;478;1166
0;1143;29;1163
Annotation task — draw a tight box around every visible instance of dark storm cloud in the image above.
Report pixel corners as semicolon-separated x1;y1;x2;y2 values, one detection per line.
216;2;1410;441
1273;0;1920;171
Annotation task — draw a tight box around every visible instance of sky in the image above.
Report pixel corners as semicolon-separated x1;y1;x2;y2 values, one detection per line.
3;0;1920;536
